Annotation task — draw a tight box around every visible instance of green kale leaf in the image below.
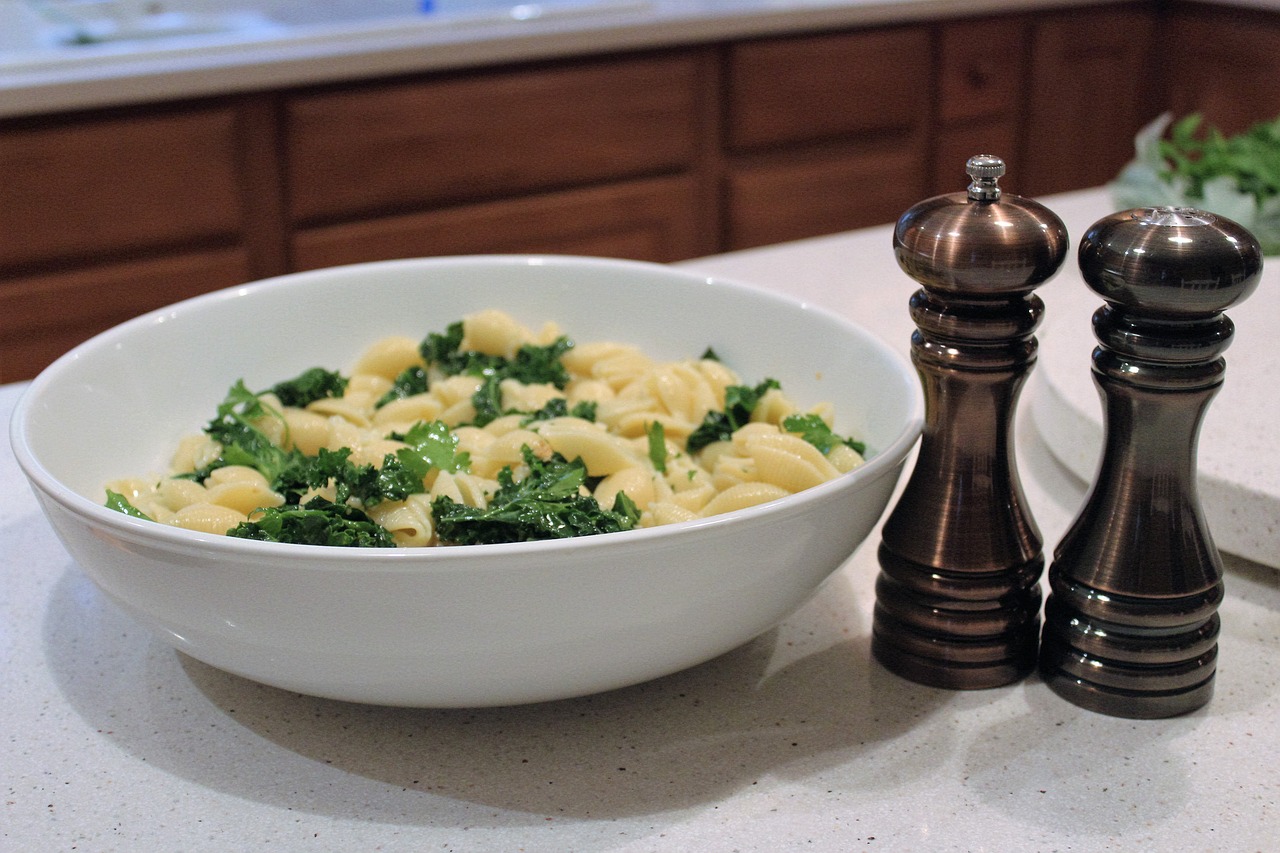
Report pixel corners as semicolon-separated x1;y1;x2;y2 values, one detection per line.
782;413;866;455
269;367;348;408
686;378;781;453
105;489;154;521
227;497;396;547
194;380;298;484
519;397;598;426
646;421;668;473
375;365;430;408
421;320;573;389
431;448;639;545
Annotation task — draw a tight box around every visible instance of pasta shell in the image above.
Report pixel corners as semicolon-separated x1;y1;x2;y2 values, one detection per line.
698;482;790;517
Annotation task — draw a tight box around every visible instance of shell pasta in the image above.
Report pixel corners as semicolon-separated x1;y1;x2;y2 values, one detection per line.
107;309;865;547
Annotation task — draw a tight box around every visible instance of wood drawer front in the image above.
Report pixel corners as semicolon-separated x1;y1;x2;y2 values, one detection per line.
285;54;700;224
1164;8;1280;136
1020;5;1157;197
0;107;245;268
931;120;1020;196
937;16;1027;126
725;26;931;152
0;248;251;382
725;143;926;250
291;175;701;270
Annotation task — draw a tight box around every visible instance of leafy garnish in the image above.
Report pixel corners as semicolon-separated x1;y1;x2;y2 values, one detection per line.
421;320;573;389
520;398;597;426
227;497;396;547
782;413;866;455
431;448;639;545
375;366;429;408
105;489;153;521
194;380;297;484
646;421;668;473
686;379;781;453
392;420;471;479
269;367;348;408
1158;113;1280;206
470;375;506;428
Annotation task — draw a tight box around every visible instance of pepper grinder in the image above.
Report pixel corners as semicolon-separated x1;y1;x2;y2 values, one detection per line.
872;155;1069;689
1039;207;1262;718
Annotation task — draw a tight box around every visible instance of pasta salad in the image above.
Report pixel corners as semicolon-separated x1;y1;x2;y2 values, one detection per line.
106;309;865;547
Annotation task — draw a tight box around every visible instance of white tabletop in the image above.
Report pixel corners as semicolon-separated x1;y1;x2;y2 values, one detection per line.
4;188;1278;851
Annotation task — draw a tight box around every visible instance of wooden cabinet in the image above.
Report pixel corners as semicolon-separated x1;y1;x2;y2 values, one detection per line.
931;15;1028;195
285;53;702;226
0;100;283;382
1019;3;1158;197
284;52;706;267
1160;2;1280;136
722;25;932;249
293;175;701;270
3;0;1275;381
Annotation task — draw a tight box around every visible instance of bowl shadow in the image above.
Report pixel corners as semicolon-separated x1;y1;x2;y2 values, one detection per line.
43;561;953;826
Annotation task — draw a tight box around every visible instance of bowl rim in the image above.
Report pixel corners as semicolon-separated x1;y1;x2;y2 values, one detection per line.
11;253;924;567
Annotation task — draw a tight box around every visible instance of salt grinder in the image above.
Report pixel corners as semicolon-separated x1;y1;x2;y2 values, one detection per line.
872;155;1069;689
1039;207;1262;718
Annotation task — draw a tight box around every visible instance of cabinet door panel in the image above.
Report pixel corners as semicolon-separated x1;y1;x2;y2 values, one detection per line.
932;120;1021;196
291;175;701;270
286;54;699;224
1020;4;1157;197
1163;7;1280;136
725;26;931;152
725;145;925;250
0;248;251;382
937;17;1027;126
0;107;245;268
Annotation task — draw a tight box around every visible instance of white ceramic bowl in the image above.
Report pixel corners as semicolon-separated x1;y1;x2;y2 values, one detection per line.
12;255;923;707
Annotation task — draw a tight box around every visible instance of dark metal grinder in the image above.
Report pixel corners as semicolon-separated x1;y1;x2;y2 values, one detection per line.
872;155;1069;689
1039;206;1263;718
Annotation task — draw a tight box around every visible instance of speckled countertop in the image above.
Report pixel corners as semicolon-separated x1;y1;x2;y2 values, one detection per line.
3;188;1278;851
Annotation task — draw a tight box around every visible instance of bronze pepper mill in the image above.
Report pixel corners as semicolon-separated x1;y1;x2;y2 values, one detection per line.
1039;207;1263;718
872;155;1069;689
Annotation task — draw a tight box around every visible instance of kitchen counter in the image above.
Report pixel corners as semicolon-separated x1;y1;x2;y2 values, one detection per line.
3;188;1278;851
0;0;1186;118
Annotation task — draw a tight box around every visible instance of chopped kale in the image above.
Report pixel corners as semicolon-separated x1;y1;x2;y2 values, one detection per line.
432;448;639;545
470;375;506;428
421;320;573;389
227;497;396;547
269;367;348;408
520;397;597;426
646;421;668;474
375;365;429;408
105;489;153;521
193;379;298;484
686;378;781;453
782;413;866;455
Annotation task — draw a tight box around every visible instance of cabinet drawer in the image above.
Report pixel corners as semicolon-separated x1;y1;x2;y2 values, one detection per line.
937;16;1027;125
931;120;1020;196
291;175;702;269
725;144;926;250
0;248;251;382
0;107;245;268
286;53;700;224
1164;7;1280;135
1020;5;1157;197
725;26;931;152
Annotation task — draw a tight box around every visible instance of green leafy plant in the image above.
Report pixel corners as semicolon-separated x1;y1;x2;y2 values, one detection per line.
1111;112;1280;254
